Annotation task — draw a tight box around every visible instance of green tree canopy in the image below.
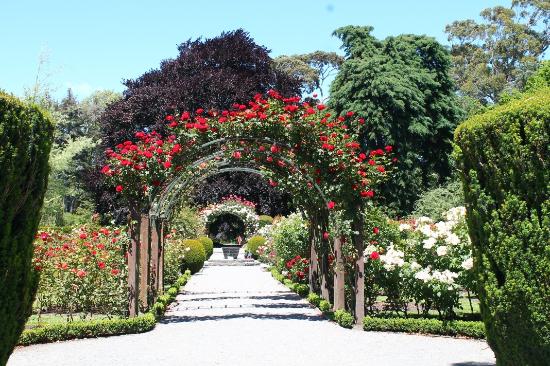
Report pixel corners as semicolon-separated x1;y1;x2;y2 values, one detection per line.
329;26;462;216
446;0;549;104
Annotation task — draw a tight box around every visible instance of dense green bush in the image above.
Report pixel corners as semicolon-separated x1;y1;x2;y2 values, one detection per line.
197;236;213;259
164;239;190;285
272;213;309;270
319;300;332;313
246;235;266;258
258;215;273;227
363;317;485;339
334;309;354;328
0;92;53;364
307;293;322;307
179;239;206;274
412;179;464;221
454;88;550;365
170;206;201;239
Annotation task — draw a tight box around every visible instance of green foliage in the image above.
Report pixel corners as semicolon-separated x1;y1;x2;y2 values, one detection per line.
258;215;273;227
0;92;53;365
273;51;344;96
329;26;461;216
412;179;465;221
319;300;332;313
446;1;549;104
525;60;550;92
334;309;355;328
246;236;266;258
294;284;309;298
454;88;550;365
307;293;322;307
272;213;309;270
164;239;190;285
169;205;201;239
179;239;206;274
363;317;485;339
197;236;213;259
18;313;156;346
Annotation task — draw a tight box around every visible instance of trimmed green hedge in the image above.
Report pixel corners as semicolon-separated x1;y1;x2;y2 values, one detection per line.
197;236;213;259
19;314;156;346
334;309;354;328
363;317;486;339
18;270;192;346
0;92;54;364
455;88;550;364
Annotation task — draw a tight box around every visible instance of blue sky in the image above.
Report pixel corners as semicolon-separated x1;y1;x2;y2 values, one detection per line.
1;0;508;100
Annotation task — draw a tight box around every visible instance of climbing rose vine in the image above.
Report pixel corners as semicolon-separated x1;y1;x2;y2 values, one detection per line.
102;91;395;212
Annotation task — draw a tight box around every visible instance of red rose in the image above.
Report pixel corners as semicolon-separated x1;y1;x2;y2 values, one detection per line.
163;161;172;169
111;268;120;276
79;233;88;239
346;111;354;117
115;185;123;192
98;262;106;269
232;151;242;159
385;145;393;152
323;232;330;240
373;227;380;235
317;104;326;110
377;165;385;173
327;201;336;209
360;190;375;198
370;251;380;260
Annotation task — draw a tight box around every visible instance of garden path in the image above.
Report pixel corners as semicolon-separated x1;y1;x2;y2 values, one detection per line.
9;263;496;366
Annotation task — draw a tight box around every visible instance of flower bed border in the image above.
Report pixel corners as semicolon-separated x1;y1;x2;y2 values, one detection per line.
18;270;192;346
269;267;485;338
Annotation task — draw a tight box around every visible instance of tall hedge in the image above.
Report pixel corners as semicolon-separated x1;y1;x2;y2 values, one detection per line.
454;88;549;365
0;92;53;365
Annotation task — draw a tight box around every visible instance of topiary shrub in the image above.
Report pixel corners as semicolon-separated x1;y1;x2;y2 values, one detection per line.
0;92;53;365
246;235;266;258
180;239;206;274
197;236;214;259
334;309;354;328
319;300;332;313
258;215;273;227
454;88;550;365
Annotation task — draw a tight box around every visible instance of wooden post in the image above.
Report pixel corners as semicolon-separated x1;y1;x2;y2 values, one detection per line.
158;221;164;294
139;214;150;311
308;217;320;294
150;217;160;302
319;211;331;302
127;208;140;317
333;236;345;310
352;212;365;324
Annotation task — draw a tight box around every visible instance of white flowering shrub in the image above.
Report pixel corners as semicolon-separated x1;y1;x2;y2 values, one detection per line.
200;196;260;242
363;206;476;318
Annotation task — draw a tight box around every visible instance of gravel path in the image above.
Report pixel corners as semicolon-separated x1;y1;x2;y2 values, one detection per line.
9;262;496;366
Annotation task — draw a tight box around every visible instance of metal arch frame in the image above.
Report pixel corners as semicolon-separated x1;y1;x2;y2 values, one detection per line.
150;137;330;220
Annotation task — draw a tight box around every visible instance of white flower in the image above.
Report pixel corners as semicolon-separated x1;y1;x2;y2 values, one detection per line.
418;224;435;238
380;245;405;270
423;237;437;249
410;261;421;271
364;244;377;256
461;257;474;270
417;216;433;224
446;206;466;223
436;246;448;256
445;233;461;246
432;269;458;284
414;267;432;282
435;221;453;237
399;223;411;232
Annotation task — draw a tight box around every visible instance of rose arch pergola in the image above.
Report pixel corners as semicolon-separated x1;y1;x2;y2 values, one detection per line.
101;91;393;323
